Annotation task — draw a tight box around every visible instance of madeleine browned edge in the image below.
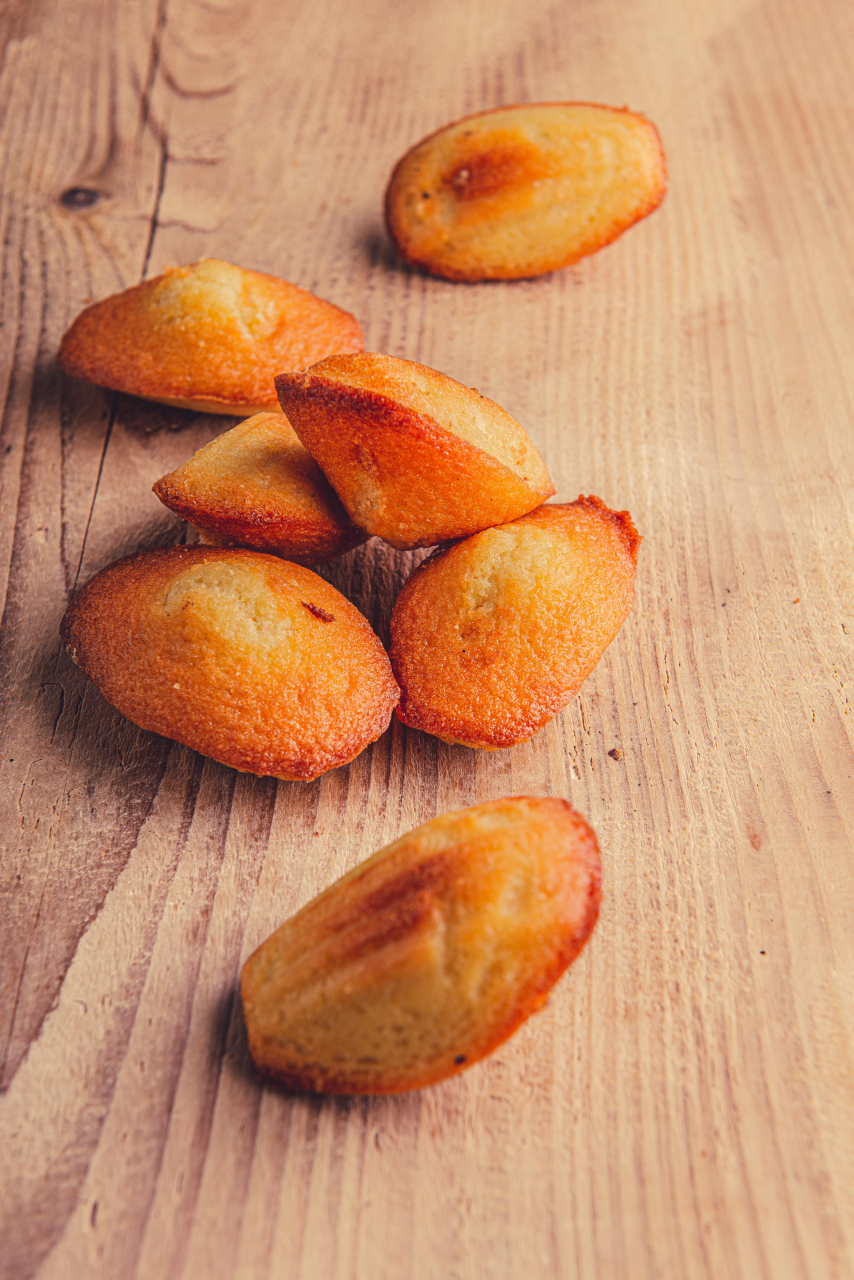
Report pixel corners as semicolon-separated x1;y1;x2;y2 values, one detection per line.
152;412;367;565
276;352;554;550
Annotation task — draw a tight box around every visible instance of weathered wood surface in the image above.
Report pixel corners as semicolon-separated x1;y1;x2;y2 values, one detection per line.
1;0;852;1276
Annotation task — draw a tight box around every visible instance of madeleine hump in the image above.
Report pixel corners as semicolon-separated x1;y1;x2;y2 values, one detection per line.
152;412;366;565
60;547;398;781
240;796;601;1094
390;497;640;748
276;352;554;549
385;102;666;281
58;258;363;414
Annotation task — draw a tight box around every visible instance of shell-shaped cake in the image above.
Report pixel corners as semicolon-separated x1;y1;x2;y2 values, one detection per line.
58;258;364;414
240;796;601;1094
152;412;366;565
60;547;398;780
275;353;554;550
385;103;667;281
390;497;640;748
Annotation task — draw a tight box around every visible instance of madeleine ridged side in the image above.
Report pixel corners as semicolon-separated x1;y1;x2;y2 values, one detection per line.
385;102;666;281
240;796;601;1094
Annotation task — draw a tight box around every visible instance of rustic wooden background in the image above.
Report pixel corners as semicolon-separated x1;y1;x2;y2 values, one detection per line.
1;0;852;1276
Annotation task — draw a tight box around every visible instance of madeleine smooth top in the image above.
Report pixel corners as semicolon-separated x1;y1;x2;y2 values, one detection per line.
275;353;554;549
152;412;366;565
60;547;398;781
385;102;667;281
241;796;601;1094
390;497;640;748
57;258;364;414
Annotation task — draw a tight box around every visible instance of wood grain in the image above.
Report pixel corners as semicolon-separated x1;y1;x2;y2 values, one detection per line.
1;0;852;1276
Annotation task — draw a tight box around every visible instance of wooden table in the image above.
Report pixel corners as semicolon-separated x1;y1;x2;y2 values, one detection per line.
1;0;852;1276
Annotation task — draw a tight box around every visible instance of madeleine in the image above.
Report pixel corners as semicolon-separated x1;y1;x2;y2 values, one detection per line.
385;103;666;281
241;796;601;1094
57;258;363;414
60;547;398;780
275;353;554;549
152;412;366;565
390;497;640;748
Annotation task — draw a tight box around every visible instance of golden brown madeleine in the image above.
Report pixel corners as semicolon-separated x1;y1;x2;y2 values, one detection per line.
275;353;554;550
390;497;640;748
385;103;667;281
152;412;367;566
60;547;398;781
241;796;600;1094
57;259;364;414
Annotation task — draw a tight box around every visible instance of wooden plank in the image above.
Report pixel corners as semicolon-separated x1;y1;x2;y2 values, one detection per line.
0;0;168;1093
1;0;852;1276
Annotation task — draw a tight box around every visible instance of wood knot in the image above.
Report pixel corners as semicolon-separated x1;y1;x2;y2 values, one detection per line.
60;187;102;209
